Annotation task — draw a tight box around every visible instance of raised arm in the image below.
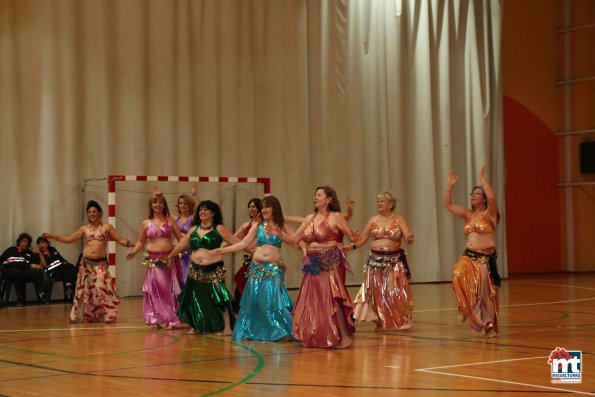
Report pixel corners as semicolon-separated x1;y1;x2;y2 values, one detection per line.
346;217;373;251
191;183;200;205
107;224;134;248
218;225;242;246
170;216;183;241
43;228;85;244
397;215;414;244
443;169;468;219
479;162;498;222
285;215;305;224
169;227;192;258
218;223;259;254
126;221;148;259
341;198;355;221
272;214;313;244
333;212;357;242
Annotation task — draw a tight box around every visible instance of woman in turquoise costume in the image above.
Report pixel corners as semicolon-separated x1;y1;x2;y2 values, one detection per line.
169;200;239;335
214;196;296;341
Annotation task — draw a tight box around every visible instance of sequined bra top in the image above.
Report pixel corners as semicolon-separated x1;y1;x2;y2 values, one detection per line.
256;224;282;248
189;226;222;250
146;220;172;240
176;216;193;234
463;210;495;235
302;212;339;244
84;224;108;245
370;215;402;241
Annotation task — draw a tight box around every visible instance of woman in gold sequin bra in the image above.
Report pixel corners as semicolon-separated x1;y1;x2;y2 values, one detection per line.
444;163;500;338
345;190;414;331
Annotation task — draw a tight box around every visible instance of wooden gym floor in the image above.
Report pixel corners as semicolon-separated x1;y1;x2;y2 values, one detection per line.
0;273;593;396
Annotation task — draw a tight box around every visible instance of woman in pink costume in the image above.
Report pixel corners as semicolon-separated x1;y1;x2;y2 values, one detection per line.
444;163;501;338
271;186;358;349
43;200;133;323
127;194;183;329
346;190;414;331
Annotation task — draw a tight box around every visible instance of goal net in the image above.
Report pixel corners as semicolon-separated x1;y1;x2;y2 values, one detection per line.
83;175;270;297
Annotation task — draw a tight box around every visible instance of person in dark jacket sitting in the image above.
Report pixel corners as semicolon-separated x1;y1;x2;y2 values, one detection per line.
0;233;47;306
36;236;77;302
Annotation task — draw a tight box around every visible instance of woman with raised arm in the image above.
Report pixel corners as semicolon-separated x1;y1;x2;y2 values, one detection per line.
270;186;358;349
43;200;134;323
168;200;239;335
126;194;183;329
230;198;263;313
214;195;294;341
443;163;501;338
345;190;414;331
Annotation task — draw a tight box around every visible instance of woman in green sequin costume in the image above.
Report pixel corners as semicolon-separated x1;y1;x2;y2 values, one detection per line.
169;200;239;335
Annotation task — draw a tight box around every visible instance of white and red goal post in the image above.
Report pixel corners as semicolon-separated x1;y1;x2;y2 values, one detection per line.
106;175;271;268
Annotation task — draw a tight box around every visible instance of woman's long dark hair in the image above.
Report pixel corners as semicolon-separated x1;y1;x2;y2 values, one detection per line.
193;200;223;227
248;198;263;219
262;196;285;228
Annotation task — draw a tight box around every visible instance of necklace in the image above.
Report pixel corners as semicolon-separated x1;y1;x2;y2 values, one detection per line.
199;223;213;231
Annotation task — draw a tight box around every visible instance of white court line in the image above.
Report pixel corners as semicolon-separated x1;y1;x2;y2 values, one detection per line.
515;282;595;291
414;296;595;313
416;368;594;396
418;355;545;370
0;326;147;333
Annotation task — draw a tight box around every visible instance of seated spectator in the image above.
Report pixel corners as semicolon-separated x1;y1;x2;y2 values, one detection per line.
37;236;77;302
0;233;47;306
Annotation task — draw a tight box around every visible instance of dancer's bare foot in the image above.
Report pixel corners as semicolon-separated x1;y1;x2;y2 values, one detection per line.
484;322;496;338
333;336;352;349
398;321;413;330
188;328;197;334
374;323;384;333
457;311;466;324
216;329;232;336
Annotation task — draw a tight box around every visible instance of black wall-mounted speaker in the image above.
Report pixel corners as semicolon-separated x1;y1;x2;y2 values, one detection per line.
580;141;595;174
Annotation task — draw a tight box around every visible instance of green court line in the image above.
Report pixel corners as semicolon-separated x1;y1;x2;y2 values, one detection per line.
200;337;265;397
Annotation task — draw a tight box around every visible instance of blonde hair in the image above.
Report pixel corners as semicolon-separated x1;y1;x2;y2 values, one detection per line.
378;190;397;211
176;194;196;215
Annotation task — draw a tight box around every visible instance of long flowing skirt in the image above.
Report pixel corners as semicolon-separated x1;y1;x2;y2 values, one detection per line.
142;251;182;328
293;247;355;348
178;249;191;288
452;250;499;333
233;261;294;341
353;249;413;329
70;258;120;323
177;261;235;333
232;253;251;312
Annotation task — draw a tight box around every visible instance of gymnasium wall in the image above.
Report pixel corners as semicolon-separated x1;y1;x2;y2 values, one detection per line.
502;0;595;273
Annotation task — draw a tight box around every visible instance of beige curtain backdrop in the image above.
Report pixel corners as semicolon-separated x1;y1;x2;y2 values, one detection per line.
0;0;505;296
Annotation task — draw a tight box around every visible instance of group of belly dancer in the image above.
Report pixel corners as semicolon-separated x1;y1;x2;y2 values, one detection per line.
42;167;501;348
